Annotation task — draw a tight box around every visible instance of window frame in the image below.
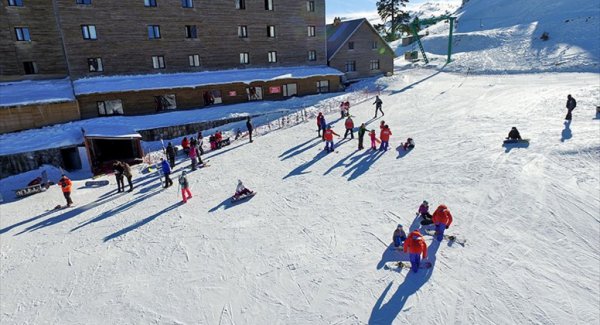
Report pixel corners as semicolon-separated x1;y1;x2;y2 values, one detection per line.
185;25;197;39
264;0;273;11
87;57;104;72
97;100;124;116
147;25;161;39
268;51;277;63
307;1;315;12
235;0;246;10
370;59;380;70
144;0;157;7
188;54;200;67
76;0;92;5
307;26;316;37
81;25;97;40
181;0;193;8
371;40;378;50
152;55;166;69
316;80;329;93
345;61;356;72
23;61;38;74
307;50;316;61
348;41;354;50
15;27;31;41
238;25;248;38
7;0;24;7
267;25;276;38
240;52;249;65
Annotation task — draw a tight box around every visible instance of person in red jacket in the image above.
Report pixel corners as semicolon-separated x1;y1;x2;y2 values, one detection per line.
323;125;340;152
58;174;73;207
181;137;190;155
379;125;392;151
343;116;354;139
432;204;453;241
403;230;428;273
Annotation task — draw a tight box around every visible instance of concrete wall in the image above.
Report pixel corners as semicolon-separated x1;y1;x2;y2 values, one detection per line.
0;101;80;133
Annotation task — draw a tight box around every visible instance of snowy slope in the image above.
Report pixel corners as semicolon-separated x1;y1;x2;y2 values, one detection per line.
1;70;598;324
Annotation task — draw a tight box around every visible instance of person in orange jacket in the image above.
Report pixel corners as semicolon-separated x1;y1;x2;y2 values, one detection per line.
343;116;354;139
181;137;190;155
403;230;428;273
432;204;453;241
58;174;73;207
379;125;392;151
323;125;340;152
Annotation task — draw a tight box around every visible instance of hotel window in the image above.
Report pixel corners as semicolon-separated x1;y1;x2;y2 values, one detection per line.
370;59;380;70
7;0;24;6
76;0;92;4
316;80;329;93
144;0;157;7
15;27;31;41
155;95;176;111
372;40;378;49
181;0;193;8
148;25;161;39
348;41;354;50
306;1;314;12
264;0;273;10
152;55;165;69
283;83;297;97
240;52;249;64
267;25;275;37
88;58;103;72
307;26;315;37
268;51;277;63
81;25;97;40
97;100;124;116
238;25;248;38
235;0;245;9
23;61;38;74
345;61;356;72
307;50;316;61
189;54;200;67
185;25;197;38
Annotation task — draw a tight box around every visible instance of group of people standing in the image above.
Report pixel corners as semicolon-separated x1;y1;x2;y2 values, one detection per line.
392;201;454;273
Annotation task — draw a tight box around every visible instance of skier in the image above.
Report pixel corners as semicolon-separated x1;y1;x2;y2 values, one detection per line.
234;179;254;199
373;95;384;117
357;123;367;150
181;137;190;155
316;112;325;137
403;230;428;273
393;224;407;248
323;125;340;152
166;142;176;167
369;130;378;150
58;174;73;207
113;161;125;193
432;204;453;241
189;143;199;171
160;158;173;188
179;171;193;203
379;125;392;151
246;116;254;143
343;116;354;139
565;94;576;120
507;127;522;140
418;200;432;224
402;138;415;150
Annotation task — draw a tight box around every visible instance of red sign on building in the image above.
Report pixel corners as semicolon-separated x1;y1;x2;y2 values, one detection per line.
228;90;237;96
269;86;281;94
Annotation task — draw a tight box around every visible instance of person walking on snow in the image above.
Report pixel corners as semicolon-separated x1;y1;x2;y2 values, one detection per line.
403;230;428;273
565;94;576;120
113;161;125;193
246;116;254;143
393;224;407;248
343;116;355;139
189;143;199;171
179;171;192;203
369;130;378;150
160;158;173;188
197;131;204;155
432;204;453;241
323;125;340;152
58;174;73;207
379;125;392;151
373;95;384;117
166;142;176;167
358;123;367;150
316;112;325;138
507;127;522;140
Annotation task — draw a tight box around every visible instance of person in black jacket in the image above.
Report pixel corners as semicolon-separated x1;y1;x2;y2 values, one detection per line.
113;162;125;192
166;142;176;167
565;94;576;120
246;116;254;143
507;127;522;140
357;123;367;150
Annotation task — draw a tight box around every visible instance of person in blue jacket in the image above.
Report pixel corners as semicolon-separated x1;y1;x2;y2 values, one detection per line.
393;224;407;248
160;158;173;188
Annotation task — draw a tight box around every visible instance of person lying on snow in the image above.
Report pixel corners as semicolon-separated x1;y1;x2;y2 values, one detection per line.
507;127;522;140
234;180;254;199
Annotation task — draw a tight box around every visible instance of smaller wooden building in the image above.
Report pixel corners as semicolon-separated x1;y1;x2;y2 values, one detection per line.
83;127;143;176
327;18;395;82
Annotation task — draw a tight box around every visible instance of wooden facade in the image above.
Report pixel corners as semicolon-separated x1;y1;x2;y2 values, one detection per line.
0;101;80;134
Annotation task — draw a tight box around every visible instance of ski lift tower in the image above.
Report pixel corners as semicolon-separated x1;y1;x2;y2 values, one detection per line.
410;16;456;64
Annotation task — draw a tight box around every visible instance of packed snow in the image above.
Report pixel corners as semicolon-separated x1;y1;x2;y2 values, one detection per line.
0;78;75;107
1;0;600;323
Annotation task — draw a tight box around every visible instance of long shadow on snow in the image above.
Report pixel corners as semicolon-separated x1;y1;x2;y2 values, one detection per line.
342;149;386;181
103;201;184;242
71;186;163;232
283;150;329;179
561;120;572;142
204;142;251;160
376;244;405;270
323;149;360;175
396;146;413;159
389;70;442;96
208;193;256;212
279;137;323;161
503;141;530;153
369;239;441;325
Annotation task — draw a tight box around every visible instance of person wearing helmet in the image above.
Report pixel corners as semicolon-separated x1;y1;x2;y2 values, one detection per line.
393;224;407;248
179;170;192;203
507;127;522;140
403;230;428;272
432;204;453;241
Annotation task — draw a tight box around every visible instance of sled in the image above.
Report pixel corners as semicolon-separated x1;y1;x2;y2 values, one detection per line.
503;139;529;145
14;183;50;198
424;230;467;246
231;191;256;203
85;180;109;187
384;261;432;272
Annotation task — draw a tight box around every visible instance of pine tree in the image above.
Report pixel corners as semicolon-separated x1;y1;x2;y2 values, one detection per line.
376;0;410;40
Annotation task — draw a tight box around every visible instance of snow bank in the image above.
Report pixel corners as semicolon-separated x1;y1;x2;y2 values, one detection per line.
0;78;75;107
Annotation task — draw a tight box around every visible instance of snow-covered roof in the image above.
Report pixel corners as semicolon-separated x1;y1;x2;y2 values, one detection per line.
73;66;344;96
83;125;141;139
0;78;75;107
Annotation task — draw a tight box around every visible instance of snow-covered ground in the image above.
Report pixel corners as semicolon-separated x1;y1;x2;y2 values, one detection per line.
1;69;599;324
